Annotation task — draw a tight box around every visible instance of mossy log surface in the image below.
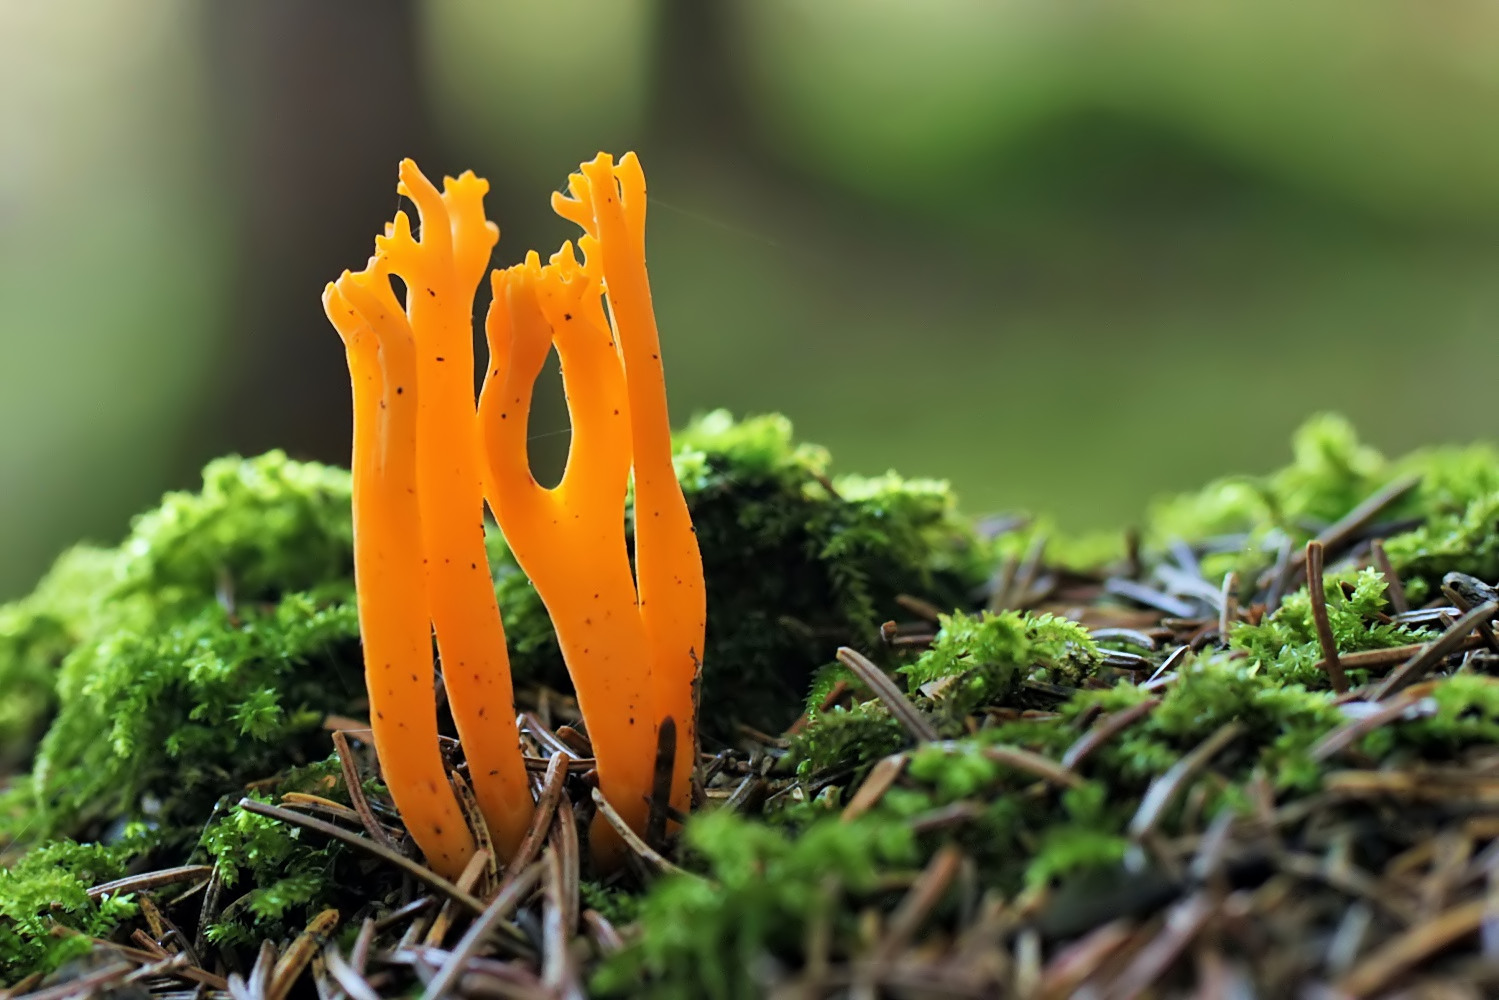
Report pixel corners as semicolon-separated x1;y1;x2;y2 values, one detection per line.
4;411;1499;997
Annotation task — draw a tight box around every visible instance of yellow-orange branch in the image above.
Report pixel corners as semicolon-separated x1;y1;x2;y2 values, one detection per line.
329;152;701;875
374;162;533;858
555;153;705;816
323;268;475;879
479;247;655;859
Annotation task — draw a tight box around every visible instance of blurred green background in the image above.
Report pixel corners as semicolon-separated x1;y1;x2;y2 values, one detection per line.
3;0;1498;599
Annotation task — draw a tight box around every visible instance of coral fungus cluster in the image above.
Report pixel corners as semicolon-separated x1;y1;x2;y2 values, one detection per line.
322;153;704;877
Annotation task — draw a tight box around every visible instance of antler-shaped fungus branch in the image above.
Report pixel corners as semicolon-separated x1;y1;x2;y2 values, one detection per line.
323;263;476;879
555;153;705;817
479;153;704;865
371;161;533;858
480;246;657;853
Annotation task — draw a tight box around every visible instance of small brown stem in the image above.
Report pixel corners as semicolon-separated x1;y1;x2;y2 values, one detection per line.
835;647;939;743
332;730;397;851
1218;571;1238;645
1372;600;1499;700
1306;541;1348;694
1370;539;1408;615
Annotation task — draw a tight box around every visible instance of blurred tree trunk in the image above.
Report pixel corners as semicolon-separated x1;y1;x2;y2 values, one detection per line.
202;0;438;466
650;0;748;152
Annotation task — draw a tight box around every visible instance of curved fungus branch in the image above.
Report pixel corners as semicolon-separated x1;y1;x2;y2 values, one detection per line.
479;152;705;864
479;248;655;861
322;267;475;880
370;161;534;858
555;153;706;817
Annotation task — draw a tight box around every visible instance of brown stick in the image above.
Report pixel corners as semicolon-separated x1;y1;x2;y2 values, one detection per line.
1369;539;1408;614
1372;600;1499;700
418;861;544;1000
836;647;939;743
236;798;486;916
332;729;397;851
1306;541;1347;694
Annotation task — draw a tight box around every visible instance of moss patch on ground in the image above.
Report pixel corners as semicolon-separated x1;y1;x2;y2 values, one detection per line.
5;412;1499;996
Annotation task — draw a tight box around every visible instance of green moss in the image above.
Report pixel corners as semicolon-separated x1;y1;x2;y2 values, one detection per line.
593;811;917;1000
0;452;360;849
0;549;114;770
787;610;1103;776
1148;414;1499;595
1358;673;1499;761
113;451;354;607
904;610;1100;722
788;699;907;778
581;880;642;928
197;758;377;950
0;837;145;983
1148;413;1377;544
1024;785;1131;890
10;411;1499;992
0;454;365;983
25;593;360;842
1382;492;1499;604
1230;567;1426;687
625;644;1359;992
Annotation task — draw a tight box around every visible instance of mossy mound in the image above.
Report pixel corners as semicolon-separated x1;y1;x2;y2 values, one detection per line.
1;452;363;842
4;412;1499;997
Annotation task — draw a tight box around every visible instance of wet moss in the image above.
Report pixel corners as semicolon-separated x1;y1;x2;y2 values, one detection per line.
592;811;917;1000
0;837;145;984
1;451;359;841
8;412;1499;990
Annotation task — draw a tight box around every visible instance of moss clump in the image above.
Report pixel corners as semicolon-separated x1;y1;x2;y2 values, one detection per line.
621;621;1499;994
197;756;389;949
0;448;351;775
1148;413;1499;599
788;697;907;780
860;652;1340;885
496;411;992;737
790;609;1102;775
0;452;364;983
0;451;360;850
1382;490;1499;604
593;811;916;1000
0;548;115;771
0;837;144;984
1147;413;1385;555
903;609;1100;719
113;450;355;607
26;593;360;843
1229;567;1427;687
1359;672;1499;761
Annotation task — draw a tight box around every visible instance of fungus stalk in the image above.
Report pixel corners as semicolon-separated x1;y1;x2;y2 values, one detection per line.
480;244;657;852
328;151;701;875
324;162;533;876
556;153;706;817
482;152;705;858
373;162;534;859
323;264;475;879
